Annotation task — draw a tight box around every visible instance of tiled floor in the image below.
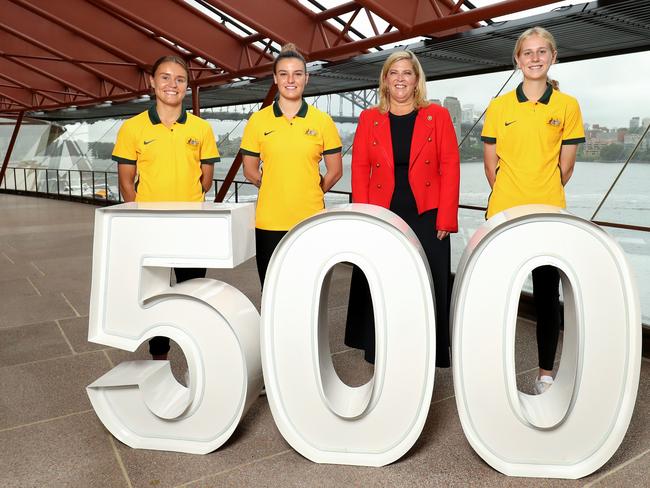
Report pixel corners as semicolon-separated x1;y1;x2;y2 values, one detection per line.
1;193;648;487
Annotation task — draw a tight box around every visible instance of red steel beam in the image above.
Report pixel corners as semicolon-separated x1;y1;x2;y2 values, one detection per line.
14;0;171;69
0;58;72;104
0;84;61;106
310;0;561;59
90;0;273;74
0;110;24;186
313;2;360;21
0;0;561;114
2;1;142;93
203;0;359;56
192;85;201;117
0;30;113;98
0;90;30;108
215;83;278;203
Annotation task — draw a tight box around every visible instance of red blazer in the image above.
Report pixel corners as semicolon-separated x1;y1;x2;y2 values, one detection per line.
351;104;460;232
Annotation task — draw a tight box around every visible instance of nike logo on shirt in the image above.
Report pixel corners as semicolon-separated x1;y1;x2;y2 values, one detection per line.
504;121;516;126
264;131;275;136
144;139;156;145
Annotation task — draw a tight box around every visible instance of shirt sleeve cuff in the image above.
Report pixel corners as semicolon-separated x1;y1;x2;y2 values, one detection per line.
112;155;136;165
562;137;586;145
481;136;497;143
200;157;220;164
323;146;342;155
240;148;260;157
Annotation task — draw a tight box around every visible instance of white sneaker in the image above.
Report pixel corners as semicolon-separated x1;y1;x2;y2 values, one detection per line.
534;375;554;395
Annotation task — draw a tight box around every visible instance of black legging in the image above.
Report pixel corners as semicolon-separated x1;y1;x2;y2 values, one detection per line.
148;267;207;356
255;228;288;289
532;265;561;371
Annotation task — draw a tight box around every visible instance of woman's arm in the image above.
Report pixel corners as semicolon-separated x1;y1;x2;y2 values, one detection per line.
200;164;214;193
321;151;343;192
483;143;498;189
118;164;137;202
435;108;460;237
242;154;262;188
558;143;578;186
351;111;371;203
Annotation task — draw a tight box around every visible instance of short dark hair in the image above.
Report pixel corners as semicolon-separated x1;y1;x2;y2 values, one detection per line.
151;55;189;79
273;43;306;73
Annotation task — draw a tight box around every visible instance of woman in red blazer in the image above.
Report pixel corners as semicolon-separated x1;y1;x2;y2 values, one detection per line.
345;50;460;368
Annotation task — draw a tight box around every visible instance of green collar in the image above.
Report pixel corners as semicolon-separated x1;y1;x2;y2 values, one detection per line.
516;82;553;105
273;99;308;118
147;105;187;125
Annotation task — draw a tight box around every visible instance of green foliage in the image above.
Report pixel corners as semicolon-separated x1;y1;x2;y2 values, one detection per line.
599;143;626;161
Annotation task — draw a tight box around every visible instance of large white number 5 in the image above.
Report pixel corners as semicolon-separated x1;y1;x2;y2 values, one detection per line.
87;202;262;454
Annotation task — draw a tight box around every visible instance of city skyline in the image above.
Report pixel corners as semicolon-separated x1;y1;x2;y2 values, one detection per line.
424;50;649;130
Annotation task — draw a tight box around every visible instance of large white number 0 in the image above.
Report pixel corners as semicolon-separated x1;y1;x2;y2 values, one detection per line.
85;202;640;477
261;204;436;466
452;205;641;478
87;202;262;454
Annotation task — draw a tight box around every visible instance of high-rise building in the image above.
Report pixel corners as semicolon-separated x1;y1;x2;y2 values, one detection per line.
429;98;442;106
630;116;640;129
642;117;650;129
443;96;462;141
462;104;475;124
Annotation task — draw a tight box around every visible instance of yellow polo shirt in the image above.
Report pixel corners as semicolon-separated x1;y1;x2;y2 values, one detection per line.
112;106;220;202
481;83;585;218
240;100;342;230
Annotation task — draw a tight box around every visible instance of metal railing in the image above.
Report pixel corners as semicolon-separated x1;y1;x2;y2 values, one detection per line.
1;166;648;234
0;167;354;206
0;166;119;205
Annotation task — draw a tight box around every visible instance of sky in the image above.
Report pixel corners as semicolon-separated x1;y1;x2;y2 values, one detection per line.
426;51;650;129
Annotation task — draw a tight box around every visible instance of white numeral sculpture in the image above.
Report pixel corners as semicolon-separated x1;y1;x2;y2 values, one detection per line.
85;202;640;476
87;202;262;454
261;204;437;466
452;205;641;478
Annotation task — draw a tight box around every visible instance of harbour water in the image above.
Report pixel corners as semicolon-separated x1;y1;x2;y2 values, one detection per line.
213;156;650;322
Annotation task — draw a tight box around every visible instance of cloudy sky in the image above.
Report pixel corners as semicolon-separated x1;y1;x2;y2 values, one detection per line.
408;0;650;129
426;51;650;129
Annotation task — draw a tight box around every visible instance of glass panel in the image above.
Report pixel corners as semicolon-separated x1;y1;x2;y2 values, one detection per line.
590;125;650;228
0;117;18;161
604;226;650;325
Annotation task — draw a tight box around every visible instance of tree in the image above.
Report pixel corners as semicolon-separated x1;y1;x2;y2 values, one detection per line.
599;143;626;161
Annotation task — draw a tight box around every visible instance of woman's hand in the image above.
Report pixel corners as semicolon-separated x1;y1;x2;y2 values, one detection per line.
242;154;262;188
437;230;450;240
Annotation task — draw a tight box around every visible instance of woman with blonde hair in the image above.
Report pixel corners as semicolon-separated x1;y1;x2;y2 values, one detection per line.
345;50;460;367
481;26;585;393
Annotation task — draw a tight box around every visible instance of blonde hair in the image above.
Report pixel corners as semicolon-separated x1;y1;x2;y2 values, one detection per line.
513;26;559;89
377;50;429;113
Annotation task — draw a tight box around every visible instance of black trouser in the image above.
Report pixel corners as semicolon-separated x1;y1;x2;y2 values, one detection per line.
255;228;288;289
148;267;207;356
532;265;561;371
